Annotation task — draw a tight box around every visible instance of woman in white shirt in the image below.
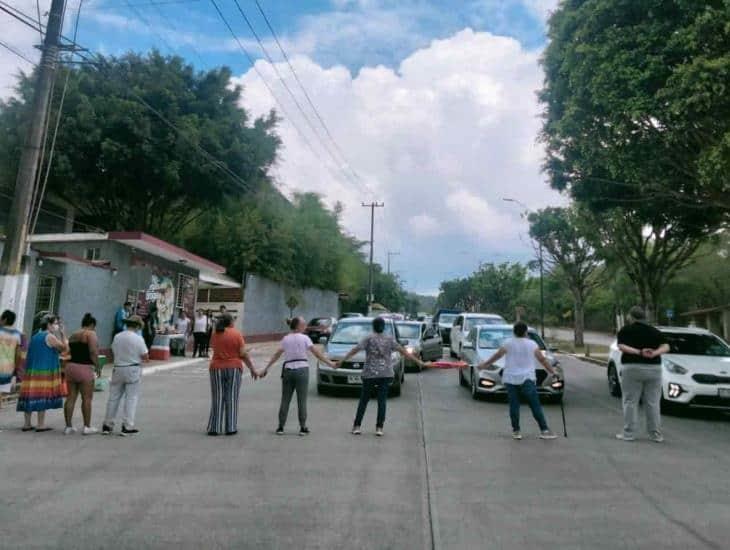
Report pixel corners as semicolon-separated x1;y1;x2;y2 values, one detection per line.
477;321;559;440
262;317;335;436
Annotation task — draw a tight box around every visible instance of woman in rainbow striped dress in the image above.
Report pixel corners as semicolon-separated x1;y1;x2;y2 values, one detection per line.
17;315;69;432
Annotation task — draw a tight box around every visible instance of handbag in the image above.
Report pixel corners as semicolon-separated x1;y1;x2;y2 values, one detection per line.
60;374;69;397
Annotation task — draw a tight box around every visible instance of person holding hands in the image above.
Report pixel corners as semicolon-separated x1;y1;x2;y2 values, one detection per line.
262;317;336;436
476;321;559;440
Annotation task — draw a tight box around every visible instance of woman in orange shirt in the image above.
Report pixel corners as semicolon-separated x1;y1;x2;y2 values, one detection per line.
207;313;258;436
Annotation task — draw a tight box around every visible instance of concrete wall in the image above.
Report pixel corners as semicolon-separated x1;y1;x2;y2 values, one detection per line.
242;274;339;338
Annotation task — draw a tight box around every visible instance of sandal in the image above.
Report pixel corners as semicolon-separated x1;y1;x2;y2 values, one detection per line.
35;427;53;432
21;426;35;432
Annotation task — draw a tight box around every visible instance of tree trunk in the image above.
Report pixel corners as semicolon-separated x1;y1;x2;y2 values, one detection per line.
573;294;585;348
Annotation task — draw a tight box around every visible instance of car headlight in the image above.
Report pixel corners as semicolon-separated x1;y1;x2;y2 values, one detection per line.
664;359;688;375
405;346;415;354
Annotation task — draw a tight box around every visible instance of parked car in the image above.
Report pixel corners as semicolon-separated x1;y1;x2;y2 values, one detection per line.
450;313;506;358
317;317;406;396
396;321;443;371
459;324;563;401
339;312;363;319
305;317;337;343
432;309;461;346
607;326;730;412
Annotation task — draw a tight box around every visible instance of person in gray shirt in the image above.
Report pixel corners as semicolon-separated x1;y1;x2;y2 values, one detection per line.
336;317;428;436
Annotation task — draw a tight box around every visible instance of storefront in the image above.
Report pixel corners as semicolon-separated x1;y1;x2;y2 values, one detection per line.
20;232;229;352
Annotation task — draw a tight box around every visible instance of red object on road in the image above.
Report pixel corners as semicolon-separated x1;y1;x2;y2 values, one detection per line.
428;360;468;369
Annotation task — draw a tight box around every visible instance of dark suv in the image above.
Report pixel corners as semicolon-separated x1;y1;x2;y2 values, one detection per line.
432;309;461;346
305;317;336;343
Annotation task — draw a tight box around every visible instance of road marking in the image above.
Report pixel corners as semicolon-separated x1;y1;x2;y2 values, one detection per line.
417;372;441;550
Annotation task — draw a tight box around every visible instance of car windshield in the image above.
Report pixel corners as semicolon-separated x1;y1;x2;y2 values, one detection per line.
439;314;458;325
309;318;330;326
465;317;503;331
396;324;421;339
664;332;730;357
478;329;546;350
330;322;394;344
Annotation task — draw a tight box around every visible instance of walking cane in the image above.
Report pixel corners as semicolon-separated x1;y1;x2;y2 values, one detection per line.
559;393;567;438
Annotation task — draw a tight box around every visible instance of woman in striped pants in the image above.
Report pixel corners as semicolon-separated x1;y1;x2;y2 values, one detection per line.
207;314;258;436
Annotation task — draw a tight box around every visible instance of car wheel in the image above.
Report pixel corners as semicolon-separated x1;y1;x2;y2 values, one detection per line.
660;397;681;416
608;363;622;397
390;375;402;397
470;369;480;400
458;344;462;359
317;384;327;396
417;353;424;372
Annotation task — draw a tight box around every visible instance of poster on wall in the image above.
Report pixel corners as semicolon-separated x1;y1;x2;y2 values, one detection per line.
177;274;197;320
146;275;176;328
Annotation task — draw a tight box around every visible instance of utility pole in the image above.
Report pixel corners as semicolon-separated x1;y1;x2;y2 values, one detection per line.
362;202;384;315
0;0;67;321
387;250;399;275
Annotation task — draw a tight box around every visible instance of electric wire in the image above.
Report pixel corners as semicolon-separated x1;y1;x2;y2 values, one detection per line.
0;39;35;65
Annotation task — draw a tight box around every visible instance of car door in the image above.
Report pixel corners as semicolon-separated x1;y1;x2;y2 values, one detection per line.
422;325;440;360
461;327;478;365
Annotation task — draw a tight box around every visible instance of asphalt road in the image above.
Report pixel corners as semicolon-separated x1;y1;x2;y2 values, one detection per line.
1;346;729;550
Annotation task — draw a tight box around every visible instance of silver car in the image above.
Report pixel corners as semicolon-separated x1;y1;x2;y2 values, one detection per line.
458;324;564;401
317;317;406;396
396;321;443;371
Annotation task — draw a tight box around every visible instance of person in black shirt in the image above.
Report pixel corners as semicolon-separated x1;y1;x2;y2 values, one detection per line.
616;306;670;442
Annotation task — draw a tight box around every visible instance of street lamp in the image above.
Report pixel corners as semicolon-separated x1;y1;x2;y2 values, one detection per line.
503;197;545;339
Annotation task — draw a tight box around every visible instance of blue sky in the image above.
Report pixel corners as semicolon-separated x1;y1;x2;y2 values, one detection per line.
3;1;562;296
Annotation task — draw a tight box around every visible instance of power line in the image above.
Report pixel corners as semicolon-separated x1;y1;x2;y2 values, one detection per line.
253;0;372;194
230;0;347;186
0;39;35;65
207;0;355;193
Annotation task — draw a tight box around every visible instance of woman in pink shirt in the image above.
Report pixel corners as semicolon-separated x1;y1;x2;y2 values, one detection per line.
263;317;335;435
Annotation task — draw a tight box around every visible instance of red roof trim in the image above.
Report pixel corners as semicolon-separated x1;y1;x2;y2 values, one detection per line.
107;231;225;273
37;251;115;271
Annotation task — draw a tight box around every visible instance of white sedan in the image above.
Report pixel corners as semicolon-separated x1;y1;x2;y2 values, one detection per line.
459;324;563;401
607;326;730;411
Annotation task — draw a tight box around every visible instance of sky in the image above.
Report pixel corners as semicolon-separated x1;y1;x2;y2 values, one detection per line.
1;0;564;295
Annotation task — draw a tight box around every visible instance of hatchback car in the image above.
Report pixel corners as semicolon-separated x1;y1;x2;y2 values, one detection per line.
317;317;406;396
305;317;337;343
450;313;506;358
607;326;730;411
396;321;443;370
459;324;563;401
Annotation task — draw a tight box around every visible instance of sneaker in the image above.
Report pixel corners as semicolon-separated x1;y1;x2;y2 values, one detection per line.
351;426;362;435
63;426;77;435
375;427;384;437
615;433;635;442
121;425;139;436
102;424;112;435
275;427;285;435
512;431;522;440
82;426;98;436
649;433;665;443
299;427;310;436
539;430;558;440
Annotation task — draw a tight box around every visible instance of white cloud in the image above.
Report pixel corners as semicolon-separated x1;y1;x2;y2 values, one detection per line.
234;28;564;293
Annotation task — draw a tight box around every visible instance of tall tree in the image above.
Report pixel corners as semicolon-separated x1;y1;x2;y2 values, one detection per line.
529;207;602;346
0;51;280;237
539;1;728;317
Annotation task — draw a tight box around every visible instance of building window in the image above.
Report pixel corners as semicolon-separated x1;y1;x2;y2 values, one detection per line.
35;276;57;314
85;247;101;261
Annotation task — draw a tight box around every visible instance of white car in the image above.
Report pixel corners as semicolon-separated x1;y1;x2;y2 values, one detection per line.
450;313;506;358
607;326;730;411
459;324;563;401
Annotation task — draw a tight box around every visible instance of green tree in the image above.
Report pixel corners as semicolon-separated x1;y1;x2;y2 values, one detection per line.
529;207;602;346
539;1;728;318
0;51;280;237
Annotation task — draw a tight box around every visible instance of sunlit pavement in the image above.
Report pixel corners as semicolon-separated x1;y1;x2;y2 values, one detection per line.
1;348;729;549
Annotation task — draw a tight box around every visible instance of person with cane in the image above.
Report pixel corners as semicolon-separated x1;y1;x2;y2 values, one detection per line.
476;321;559;440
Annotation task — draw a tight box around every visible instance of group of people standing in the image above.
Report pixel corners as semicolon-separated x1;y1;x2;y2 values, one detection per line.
2;303;669;443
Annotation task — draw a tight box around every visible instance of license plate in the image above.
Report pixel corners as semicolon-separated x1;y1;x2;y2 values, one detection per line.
719;388;730;398
347;375;361;384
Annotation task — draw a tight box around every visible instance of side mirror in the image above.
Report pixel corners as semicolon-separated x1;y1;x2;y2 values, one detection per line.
319;336;329;344
463;342;474;350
